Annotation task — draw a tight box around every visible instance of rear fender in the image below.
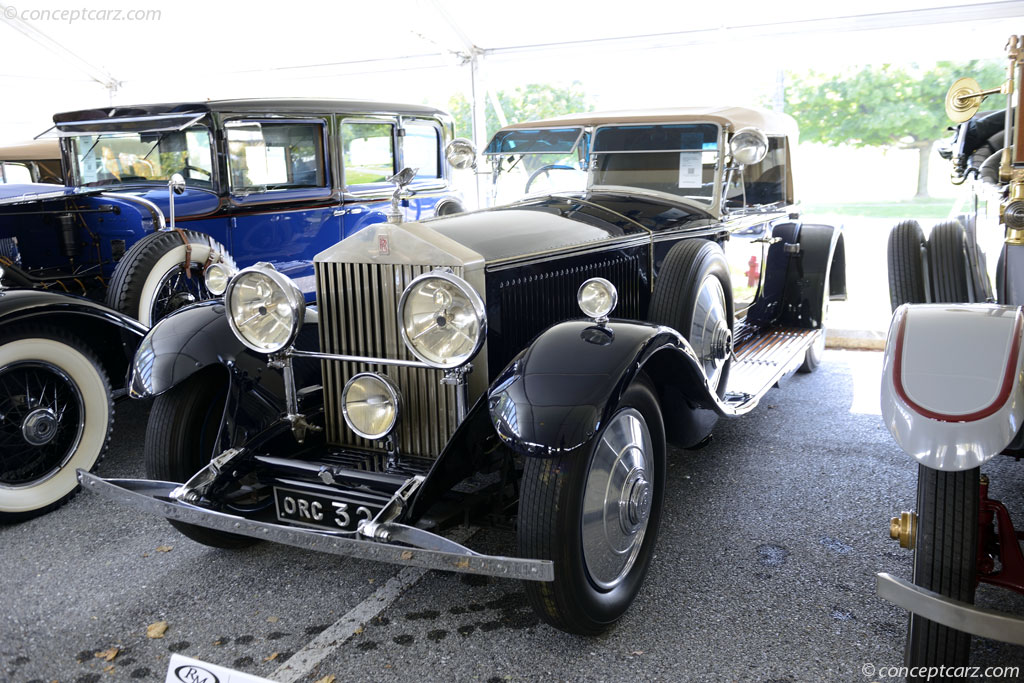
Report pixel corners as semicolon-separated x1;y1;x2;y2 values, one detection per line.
746;221;845;327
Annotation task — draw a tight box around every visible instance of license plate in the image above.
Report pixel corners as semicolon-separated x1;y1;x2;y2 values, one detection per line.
273;486;378;532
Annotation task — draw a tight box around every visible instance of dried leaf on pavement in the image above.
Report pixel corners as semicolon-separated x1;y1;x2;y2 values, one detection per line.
146;621;168;639
263;652;278;662
155;545;173;553
313;676;336;683
95;647;119;662
266;615;279;623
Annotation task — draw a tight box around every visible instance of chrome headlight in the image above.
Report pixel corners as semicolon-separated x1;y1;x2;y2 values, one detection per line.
225;263;304;353
445;138;477;170
730;127;769;166
342;372;400;440
398;270;485;369
578;277;618;321
204;262;234;296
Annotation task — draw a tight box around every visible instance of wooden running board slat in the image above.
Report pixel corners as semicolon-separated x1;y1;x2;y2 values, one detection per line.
726;326;818;399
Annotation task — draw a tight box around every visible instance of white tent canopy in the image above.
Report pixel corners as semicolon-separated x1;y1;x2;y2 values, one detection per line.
0;0;1021;145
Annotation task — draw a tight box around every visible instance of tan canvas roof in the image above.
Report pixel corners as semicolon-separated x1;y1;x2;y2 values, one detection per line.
497;106;798;141
0;139;61;161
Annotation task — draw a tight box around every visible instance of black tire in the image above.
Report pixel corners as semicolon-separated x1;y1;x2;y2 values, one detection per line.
798;322;825;373
145;370;256;549
105;229;234;327
887;220;928;311
649;239;733;396
928;220;971;304
905;465;979;679
0;325;113;521
518;375;665;634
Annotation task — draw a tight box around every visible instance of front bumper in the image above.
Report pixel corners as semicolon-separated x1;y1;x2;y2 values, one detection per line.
876;572;1024;645
77;471;554;582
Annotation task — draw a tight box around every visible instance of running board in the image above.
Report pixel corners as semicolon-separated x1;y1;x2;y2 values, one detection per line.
723;326;819;408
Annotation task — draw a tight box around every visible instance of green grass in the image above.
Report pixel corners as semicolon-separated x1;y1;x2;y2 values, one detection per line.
800;197;957;219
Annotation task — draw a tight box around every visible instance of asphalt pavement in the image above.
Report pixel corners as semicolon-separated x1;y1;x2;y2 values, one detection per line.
3;350;1024;682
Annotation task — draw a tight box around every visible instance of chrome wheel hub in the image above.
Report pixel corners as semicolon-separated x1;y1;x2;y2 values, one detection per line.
582;408;654;590
619;468;651;533
689;274;729;392
22;408;58;446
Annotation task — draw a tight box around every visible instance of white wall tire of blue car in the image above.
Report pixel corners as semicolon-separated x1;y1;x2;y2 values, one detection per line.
0;329;113;519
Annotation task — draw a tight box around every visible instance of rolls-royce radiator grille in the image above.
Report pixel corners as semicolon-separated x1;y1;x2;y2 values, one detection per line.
315;262;463;458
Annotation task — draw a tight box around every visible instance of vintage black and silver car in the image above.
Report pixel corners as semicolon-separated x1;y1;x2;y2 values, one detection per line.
81;106;846;633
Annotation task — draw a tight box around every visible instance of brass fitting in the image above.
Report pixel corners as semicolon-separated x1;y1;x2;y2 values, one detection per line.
889;511;917;549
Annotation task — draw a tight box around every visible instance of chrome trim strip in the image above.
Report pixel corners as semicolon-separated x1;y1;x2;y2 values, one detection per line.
876;572;1024;646
290;348;432;369
77;471;554;582
100;192;166;230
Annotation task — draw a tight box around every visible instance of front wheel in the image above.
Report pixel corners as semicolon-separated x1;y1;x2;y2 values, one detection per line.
145;370;257;549
905;465;979;679
0;327;113;521
517;375;665;634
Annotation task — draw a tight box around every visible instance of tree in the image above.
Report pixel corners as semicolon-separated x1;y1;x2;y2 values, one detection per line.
783;60;1005;198
448;81;593;143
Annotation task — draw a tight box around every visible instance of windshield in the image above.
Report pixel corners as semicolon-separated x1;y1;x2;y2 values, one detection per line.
590;123;720;206
486;127;587;204
70;125;214;188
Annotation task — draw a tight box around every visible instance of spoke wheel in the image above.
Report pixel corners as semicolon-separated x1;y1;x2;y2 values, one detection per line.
105;229;234;327
0;327;112;521
148;261;210;323
518;375;665;634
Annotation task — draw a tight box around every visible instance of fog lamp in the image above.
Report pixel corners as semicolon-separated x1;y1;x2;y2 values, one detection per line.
342;373;400;440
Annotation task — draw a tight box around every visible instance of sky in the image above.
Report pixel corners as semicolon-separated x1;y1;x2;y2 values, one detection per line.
0;0;1020;143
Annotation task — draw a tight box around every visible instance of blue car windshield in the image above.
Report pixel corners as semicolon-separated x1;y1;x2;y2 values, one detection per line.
485;127;583;155
70;125;214;188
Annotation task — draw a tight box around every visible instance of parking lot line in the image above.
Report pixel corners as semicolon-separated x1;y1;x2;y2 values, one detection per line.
271;528;475;683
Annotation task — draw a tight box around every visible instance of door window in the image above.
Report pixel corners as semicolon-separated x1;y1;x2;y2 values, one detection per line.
341;122;395;187
226;121;326;192
402;121;441;182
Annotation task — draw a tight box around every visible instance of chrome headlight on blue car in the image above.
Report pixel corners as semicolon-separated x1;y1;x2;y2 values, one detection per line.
225;263;304;353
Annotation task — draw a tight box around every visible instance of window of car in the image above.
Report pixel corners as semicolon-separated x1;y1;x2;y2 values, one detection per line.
741;135;788;206
0;162;32;184
590;123;720;206
402;120;442;184
70;125;215;188
341;121;395;188
226;120;327;192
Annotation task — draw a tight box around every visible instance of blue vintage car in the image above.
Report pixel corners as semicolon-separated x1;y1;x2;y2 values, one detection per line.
0;98;469;326
0;99;470;521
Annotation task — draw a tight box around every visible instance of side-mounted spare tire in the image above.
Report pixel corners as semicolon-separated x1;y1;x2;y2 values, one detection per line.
649;239;734;396
105;229;235;327
887;219;928;312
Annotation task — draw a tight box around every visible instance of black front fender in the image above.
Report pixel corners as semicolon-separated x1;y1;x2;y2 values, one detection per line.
0;288;146;390
487;319;723;457
129;300;276;399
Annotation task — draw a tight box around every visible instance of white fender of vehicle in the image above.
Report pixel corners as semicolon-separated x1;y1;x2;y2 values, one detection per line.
0;337;111;513
881;303;1024;471
136;238;215;327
